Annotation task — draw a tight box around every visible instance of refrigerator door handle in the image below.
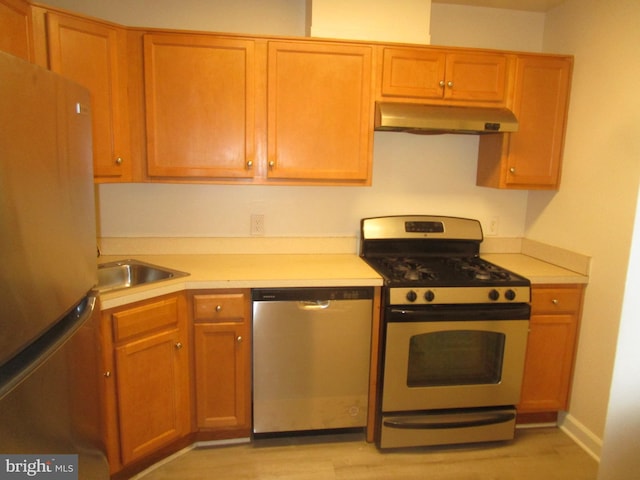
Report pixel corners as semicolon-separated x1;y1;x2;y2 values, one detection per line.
0;293;97;400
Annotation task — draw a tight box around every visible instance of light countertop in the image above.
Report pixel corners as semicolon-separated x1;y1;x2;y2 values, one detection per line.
98;250;588;310
481;253;589;285
98;253;383;309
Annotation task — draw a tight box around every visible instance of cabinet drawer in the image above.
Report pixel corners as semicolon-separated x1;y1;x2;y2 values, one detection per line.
193;293;246;323
531;286;583;314
111;296;180;343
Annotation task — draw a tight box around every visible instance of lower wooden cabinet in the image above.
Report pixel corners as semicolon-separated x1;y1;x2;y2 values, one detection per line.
101;293;191;472
518;284;584;419
100;289;252;475
191;289;252;437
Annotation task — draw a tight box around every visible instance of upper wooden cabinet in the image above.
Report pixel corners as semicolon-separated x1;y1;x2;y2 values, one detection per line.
477;55;572;189
143;33;258;179
379;47;513;106
46;12;132;181
5;2;573;189
0;0;33;61
142;36;374;184
267;41;374;184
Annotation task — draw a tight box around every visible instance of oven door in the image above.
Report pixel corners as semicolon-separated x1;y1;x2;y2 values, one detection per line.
382;305;529;412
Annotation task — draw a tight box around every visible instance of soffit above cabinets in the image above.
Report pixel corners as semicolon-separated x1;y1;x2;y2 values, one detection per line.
432;0;566;12
307;0;432;44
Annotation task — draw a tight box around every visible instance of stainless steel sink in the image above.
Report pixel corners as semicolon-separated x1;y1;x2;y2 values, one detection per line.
97;259;189;293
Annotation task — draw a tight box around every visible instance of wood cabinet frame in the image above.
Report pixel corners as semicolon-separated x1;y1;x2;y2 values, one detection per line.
518;284;584;422
190;289;252;438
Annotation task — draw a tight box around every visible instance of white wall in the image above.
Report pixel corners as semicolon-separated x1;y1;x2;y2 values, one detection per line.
598;188;640;478
528;0;640;459
308;0;432;44
41;0;306;35
430;3;545;51
99;134;528;238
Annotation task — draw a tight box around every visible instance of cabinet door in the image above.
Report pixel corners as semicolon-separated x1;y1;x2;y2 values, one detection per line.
268;41;373;183
192;291;251;433
46;12;131;181
518;286;582;413
505;56;572;187
444;52;510;104
115;330;190;464
194;322;250;430
477;55;572;189
144;34;257;179
519;314;578;412
380;47;446;99
379;47;509;105
110;295;190;465
0;0;33;61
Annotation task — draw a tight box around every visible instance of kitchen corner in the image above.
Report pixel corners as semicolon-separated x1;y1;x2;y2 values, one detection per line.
481;238;590;285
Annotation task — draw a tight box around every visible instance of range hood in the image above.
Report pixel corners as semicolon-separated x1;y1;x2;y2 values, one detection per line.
375;102;519;134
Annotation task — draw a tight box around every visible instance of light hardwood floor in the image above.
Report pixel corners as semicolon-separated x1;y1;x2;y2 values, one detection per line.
137;428;598;480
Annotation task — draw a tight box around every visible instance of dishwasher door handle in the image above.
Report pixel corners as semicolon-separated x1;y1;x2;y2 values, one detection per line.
297;300;331;310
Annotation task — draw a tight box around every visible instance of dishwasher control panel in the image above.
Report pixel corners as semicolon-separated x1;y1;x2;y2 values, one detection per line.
252;287;373;302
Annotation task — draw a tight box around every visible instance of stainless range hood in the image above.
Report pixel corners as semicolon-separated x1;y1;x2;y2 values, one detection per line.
375;102;519;134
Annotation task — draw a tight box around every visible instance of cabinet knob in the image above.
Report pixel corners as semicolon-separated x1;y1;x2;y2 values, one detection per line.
447;81;454;88
115;157;123;165
104;371;111;378
552;298;559;305
175;342;183;350
439;80;445;87
509;167;516;174
215;305;222;312
268;161;275;169
246;160;253;169
237;336;243;343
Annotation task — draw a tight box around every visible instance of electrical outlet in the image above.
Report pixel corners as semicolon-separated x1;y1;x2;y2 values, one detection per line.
487;216;499;236
250;214;265;236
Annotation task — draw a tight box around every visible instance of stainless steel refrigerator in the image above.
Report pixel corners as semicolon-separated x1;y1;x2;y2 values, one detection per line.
0;51;109;478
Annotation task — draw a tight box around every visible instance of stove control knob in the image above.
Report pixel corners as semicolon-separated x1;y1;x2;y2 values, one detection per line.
488;289;500;301
406;290;418;302
505;289;516;301
424;290;435;302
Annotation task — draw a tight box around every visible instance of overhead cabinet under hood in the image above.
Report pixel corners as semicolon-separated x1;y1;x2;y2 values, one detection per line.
374;102;519;134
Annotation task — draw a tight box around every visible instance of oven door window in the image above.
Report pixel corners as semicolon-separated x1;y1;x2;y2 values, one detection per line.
407;330;505;387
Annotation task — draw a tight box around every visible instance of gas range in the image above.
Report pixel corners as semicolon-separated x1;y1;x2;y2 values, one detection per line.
361;215;531;449
360;215;530;305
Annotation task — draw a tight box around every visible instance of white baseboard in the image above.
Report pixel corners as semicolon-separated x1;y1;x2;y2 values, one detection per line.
559;411;603;462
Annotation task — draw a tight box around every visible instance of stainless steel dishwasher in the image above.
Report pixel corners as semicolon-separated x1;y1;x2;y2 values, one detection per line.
252;287;373;434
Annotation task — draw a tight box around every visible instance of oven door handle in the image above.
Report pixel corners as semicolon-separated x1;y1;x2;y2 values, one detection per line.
383;411;516;430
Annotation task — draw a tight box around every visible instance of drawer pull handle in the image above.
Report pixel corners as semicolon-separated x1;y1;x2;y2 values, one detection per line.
175;342;183;350
552;299;559;305
216;305;222;312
